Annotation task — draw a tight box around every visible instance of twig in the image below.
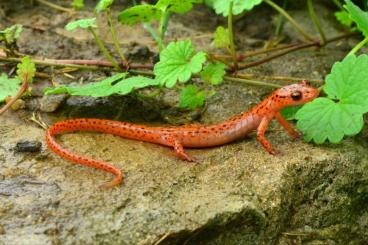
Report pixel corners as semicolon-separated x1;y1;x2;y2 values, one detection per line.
236;32;358;70
235;73;323;84
35;0;74;13
0;74;29;115
224;76;282;88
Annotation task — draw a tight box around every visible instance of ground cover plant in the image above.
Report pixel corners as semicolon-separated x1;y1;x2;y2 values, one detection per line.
0;0;368;145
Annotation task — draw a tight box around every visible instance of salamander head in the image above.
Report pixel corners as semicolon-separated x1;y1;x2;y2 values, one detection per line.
271;80;319;109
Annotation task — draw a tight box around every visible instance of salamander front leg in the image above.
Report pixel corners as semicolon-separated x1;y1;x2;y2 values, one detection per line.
256;116;277;155
164;135;196;162
274;112;300;139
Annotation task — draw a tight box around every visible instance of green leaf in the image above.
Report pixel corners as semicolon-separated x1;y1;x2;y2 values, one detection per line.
65;18;97;31
296;98;364;144
200;62;226;85
295;54;368;144
95;0;114;12
344;0;368;37
72;0;85;9
335;11;353;27
155;0;202;14
179;85;205;109
44;73;160;97
280;105;302;120
212;0;262;17
118;5;161;26
17;56;36;84
154;40;206;88
0;73;21;102
0;24;23;44
213;26;230;49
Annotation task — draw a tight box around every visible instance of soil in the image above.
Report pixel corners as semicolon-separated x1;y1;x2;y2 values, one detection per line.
1;0;368;244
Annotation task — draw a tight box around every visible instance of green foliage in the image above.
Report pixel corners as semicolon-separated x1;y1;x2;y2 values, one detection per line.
72;0;84;9
179;85;205;109
0;24;23;44
213;26;230;49
296;54;368;144
154;40;206;88
44;73;160;97
212;0;262;17
200;62;225;85
118;5;161;26
344;0;368;37
156;0;202;14
65;18;97;31
95;0;114;12
0;73;21;102
335;11;353;28
17;56;36;83
280;105;302;120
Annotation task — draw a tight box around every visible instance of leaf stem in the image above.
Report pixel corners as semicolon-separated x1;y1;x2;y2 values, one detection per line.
332;0;344;10
35;0;74;13
227;0;238;69
224;76;282;88
106;9;129;67
347;36;368;56
307;0;326;45
158;11;171;51
89;27;121;71
264;0;314;41
0;73;29;115
274;0;288;36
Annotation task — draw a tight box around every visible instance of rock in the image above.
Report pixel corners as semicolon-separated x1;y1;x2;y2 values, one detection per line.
40;94;68;112
14;140;42;153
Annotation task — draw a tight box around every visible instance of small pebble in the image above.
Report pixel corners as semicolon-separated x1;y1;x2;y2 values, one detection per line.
15;140;42;153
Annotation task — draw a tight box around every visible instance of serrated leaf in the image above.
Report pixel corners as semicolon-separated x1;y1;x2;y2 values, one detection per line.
72;0;85;9
200;62;225;85
17;56;36;84
212;0;262;17
0;73;21;102
295;54;368;144
118;5;161;26
335;11;353;27
95;0;113;12
344;0;368;37
0;24;23;44
154;40;206;88
296;98;364;144
179;85;205;109
44;73;160;97
213;26;230;49
65;18;97;31
156;0;202;14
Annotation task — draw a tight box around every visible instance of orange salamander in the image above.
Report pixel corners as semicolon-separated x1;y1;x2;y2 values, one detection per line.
46;80;319;188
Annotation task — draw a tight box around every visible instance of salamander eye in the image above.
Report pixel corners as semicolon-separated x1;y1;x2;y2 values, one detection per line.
291;91;302;101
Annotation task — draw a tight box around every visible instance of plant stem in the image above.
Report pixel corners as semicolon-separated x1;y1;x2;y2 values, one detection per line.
224;76;282;88
236;32;358;70
275;0;288;36
35;0;74;13
106;9;128;67
143;23;161;45
228;0;238;69
332;0;344;10
0;73;29;115
264;0;314;41
235;73;323;84
158;11;171;51
307;0;326;45
89;27;121;71
347;36;368;56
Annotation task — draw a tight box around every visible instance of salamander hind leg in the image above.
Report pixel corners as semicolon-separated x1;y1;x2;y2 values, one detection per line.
162;135;196;162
